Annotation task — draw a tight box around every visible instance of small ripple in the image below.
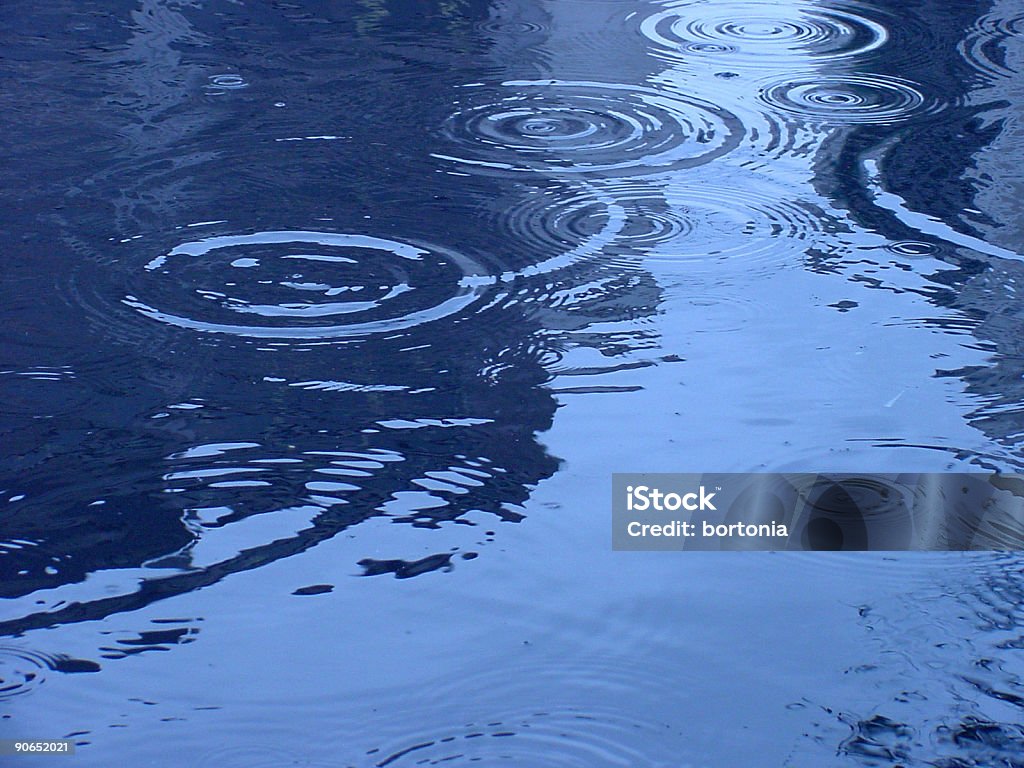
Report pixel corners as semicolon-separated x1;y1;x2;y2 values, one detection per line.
788;475;936;551
712;474;1024;552
121;231;492;341
764;431;1024;475
490;182;615;256
434;79;743;177
771;552;1009;592
475;19;547;36
0;647;100;701
353;636;695;767
0;647;46;701
884;240;942;257
960;12;1024;81
368;707;680;767
194;746;335;768
637;0;889;68
0;366;83;418
672;290;766;334
758;74;942;125
204;74;249;93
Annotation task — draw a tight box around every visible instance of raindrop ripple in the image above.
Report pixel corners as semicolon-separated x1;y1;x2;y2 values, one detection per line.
434;79;744;177
637;0;889;68
491;178;832;277
758;74;941;125
122;231;493;340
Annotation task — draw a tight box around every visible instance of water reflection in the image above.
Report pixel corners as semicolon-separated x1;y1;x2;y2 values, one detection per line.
2;0;1024;766
3;0;665;641
814;0;1024;469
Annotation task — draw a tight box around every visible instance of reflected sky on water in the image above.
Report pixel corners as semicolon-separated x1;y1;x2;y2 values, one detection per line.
2;0;1024;765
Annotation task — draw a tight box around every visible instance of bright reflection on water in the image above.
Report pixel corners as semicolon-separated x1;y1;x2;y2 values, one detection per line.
2;0;1024;765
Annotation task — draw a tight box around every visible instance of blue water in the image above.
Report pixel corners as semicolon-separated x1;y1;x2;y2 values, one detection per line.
2;0;1024;764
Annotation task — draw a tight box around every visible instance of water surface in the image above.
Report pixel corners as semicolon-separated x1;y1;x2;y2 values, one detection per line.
2;0;1024;765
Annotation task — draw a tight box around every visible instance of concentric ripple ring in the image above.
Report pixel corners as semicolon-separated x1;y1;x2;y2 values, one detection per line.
433;79;744;177
758;74;939;125
123;231;492;339
638;0;889;67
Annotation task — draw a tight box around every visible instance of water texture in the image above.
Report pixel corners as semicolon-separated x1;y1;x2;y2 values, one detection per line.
1;0;1023;765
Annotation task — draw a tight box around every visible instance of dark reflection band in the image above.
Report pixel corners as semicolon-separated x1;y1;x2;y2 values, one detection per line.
612;473;1024;551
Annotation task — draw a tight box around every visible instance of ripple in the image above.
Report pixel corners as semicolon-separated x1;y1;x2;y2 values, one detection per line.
0;647;47;701
1;399;554;634
475;19;547;36
672;290;766;334
194;746;335;768
204;74;249;93
160;442;415;561
758;74;941;125
787;475;927;551
772;551;1015;591
490;177;830;277
884;240;941;257
354;636;696;767
612;186;827;269
368;707;679;767
484;181;627;278
0;366;84;419
434;80;743;177
0;647;100;701
122;231;492;341
960;12;1024;80
681;41;737;54
637;0;889;68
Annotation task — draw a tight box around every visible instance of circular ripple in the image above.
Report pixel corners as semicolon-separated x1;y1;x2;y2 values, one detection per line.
788;475;920;550
682;41;737;54
485;182;627;278
0;647;97;700
434;80;743;177
885;241;941;257
0;647;47;700
204;74;249;94
475;18;547;35
675;291;766;334
359;649;692;767
960;13;1024;80
758;74;940;125
122;231;491;340
193;746;335;768
367;706;679;767
638;0;889;67
494;178;830;277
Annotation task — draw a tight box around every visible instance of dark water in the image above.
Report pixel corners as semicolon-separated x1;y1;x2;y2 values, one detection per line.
2;0;1024;764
